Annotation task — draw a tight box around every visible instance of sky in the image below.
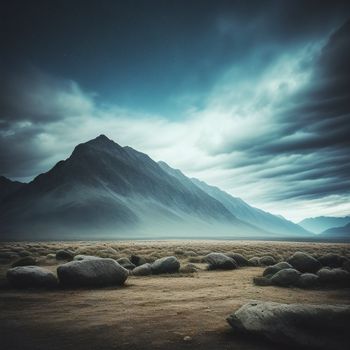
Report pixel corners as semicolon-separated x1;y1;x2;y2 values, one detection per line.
1;0;350;222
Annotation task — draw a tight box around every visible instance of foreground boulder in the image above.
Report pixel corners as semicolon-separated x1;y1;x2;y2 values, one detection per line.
297;273;319;288
57;258;128;287
227;302;350;350
270;268;301;287
259;256;276;266
7;266;58;288
151;256;180;274
130;255;147;266
204;253;237;270
318;253;344;268
287;252;321;273
263;262;292;277
248;257;260;266
132;263;152;276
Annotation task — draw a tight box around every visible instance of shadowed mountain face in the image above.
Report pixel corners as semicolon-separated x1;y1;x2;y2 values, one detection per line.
0;135;271;239
159;162;309;237
0;176;25;202
321;222;350;239
298;216;350;234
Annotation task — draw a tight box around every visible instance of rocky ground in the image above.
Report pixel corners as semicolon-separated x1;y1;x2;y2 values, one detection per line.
0;240;350;350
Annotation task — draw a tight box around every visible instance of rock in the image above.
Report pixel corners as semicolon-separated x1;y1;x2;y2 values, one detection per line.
117;258;136;270
18;250;31;257
56;250;74;261
132;263;152;276
227;302;350;350
270;268;301;287
47;253;56;259
287;252;321;273
248;257;260;266
57;258;128;287
226;253;250;266
297;273;319;288
179;263;199;273
183;336;192;342
96;247;119;258
11;256;37;267
73;254;101;261
130;255;147;266
183;250;197;257
263;262;292;276
317;268;350;286
318;254;344;268
204;253;237;270
7;266;58;288
259;256;276;266
0;252;19;262
151;256;180;274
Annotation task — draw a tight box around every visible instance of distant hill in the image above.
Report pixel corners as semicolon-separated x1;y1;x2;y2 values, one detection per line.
0;176;25;202
298;216;350;234
321;222;350;239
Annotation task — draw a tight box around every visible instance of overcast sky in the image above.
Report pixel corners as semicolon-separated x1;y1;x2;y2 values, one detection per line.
1;0;350;222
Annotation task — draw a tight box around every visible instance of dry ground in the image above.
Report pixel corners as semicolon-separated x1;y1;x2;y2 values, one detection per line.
0;240;350;350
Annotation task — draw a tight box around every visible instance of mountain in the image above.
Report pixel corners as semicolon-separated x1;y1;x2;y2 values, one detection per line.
0;135;269;239
298;216;350;234
320;222;350;239
158;162;309;236
0;176;25;202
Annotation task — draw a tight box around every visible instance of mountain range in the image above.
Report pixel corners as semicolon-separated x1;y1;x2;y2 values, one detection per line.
0;135;311;240
298;216;350;234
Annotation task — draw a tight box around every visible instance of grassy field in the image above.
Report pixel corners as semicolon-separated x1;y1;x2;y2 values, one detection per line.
0;240;350;350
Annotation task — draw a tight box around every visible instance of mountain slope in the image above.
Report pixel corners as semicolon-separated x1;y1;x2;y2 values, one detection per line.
320;222;350;239
298;216;350;234
0;176;25;202
159;162;309;236
0;135;266;239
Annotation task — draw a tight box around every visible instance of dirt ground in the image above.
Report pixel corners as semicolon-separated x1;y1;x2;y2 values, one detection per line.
0;240;350;350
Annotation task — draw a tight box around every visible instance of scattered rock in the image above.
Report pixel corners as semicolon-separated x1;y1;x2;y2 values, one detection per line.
317;268;350;286
56;250;74;261
227;302;350;350
318;254;344;268
183;250;197;257
259;256;276;266
270;268;301;287
179;263;199;273
248;257;260;266
132;263;152;276
7;266;58;288
57;258;128;287
18;250;31;257
151;256;180;274
287;252;321;273
263;262;292;276
226;253;250;266
0;252;19;262
130;255;147;266
297;273;319;288
46;253;56;259
183;336;192;342
117;258;136;270
204;253;237;270
11;256;37;267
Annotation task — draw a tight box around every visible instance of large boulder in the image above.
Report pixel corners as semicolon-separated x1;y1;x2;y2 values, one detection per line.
259;256;276;266
317;268;350;286
117;258;136;270
248;257;261;266
132;263;152;276
297;273;319;288
227;302;350;350
226;253;250;266
270;268;301;287
56;250;74;261
204;253;237;270
7;266;58;288
11;256;37;267
151;256;180;274
73;254;101;261
287;252;321;273
318;254;344;268
263;262;292;276
57;258;128;287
